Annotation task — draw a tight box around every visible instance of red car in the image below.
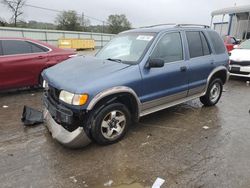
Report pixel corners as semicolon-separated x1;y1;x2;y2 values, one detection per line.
0;38;76;90
223;35;240;52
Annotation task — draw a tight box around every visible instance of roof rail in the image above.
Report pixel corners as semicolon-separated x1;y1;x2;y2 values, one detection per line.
139;23;210;29
176;24;210;28
140;23;176;28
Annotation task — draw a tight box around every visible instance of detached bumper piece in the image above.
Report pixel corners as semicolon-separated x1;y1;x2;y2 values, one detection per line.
43;94;91;148
21;106;44;126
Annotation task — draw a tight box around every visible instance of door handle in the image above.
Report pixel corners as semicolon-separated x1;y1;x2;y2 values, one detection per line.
210;60;215;65
38;56;45;59
180;66;187;72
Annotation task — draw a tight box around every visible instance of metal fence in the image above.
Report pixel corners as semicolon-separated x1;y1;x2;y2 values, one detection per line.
0;26;115;48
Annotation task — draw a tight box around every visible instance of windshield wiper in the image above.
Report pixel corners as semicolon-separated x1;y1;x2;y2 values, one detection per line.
106;58;122;63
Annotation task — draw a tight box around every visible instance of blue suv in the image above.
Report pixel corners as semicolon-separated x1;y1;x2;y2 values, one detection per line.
42;24;229;148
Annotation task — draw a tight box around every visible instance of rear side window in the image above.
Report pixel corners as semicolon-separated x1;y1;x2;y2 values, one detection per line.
186;31;211;58
1;40;49;55
207;31;226;54
186;31;203;58
28;42;49;53
200;32;211;55
2;40;32;55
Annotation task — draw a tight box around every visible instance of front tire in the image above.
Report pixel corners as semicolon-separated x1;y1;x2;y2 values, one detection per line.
200;78;223;106
90;103;131;145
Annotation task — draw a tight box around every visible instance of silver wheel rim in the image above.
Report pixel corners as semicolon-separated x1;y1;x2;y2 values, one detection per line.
101;110;126;140
209;82;221;103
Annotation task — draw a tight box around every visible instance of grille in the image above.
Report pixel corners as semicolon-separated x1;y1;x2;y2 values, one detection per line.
48;85;60;103
230;60;250;66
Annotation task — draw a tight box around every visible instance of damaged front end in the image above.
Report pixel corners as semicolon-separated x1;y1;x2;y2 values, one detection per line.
42;85;91;148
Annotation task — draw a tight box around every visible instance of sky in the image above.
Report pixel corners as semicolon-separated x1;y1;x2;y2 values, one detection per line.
0;0;250;27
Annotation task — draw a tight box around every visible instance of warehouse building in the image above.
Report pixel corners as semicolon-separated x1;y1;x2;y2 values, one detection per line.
211;4;250;40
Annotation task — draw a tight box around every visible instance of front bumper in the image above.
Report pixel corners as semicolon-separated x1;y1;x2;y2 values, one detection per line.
43;94;91;148
229;65;250;78
44;109;91;148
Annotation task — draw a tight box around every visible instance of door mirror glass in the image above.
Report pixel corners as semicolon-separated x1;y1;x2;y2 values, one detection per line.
147;58;164;68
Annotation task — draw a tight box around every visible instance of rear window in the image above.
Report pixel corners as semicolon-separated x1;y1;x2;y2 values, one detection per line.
208;31;226;54
239;39;250;49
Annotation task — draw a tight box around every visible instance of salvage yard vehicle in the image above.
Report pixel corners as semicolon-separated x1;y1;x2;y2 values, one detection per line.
42;24;229;148
223;35;240;52
0;38;76;90
229;39;250;79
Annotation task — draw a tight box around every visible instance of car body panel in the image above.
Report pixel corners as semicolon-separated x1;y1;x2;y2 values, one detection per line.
229;48;250;78
223;36;238;52
0;37;76;90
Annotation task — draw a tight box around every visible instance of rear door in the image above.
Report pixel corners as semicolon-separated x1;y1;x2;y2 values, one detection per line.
0;40;49;90
185;31;214;96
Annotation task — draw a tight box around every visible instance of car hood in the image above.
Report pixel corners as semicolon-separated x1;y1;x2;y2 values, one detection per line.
230;49;250;61
42;56;131;93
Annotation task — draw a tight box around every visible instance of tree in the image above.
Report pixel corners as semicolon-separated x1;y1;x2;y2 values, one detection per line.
56;10;82;31
0;17;7;26
2;0;26;27
107;14;132;34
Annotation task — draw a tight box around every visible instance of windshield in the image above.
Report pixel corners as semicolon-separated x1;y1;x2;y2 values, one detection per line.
96;32;156;64
239;39;250;49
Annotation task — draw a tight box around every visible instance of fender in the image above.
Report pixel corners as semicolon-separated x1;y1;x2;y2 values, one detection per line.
203;66;229;95
87;86;142;112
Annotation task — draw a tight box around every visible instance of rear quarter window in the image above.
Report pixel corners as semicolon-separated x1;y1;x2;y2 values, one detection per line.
28;42;49;53
207;31;226;54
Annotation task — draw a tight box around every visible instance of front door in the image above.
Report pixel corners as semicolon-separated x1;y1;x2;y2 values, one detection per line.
140;32;189;111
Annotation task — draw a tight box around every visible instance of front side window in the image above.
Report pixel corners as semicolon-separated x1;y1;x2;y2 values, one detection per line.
151;32;183;63
96;32;156;64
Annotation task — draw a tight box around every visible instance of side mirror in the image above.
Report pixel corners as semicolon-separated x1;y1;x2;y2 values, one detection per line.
233;45;239;49
147;58;164;68
235;39;241;44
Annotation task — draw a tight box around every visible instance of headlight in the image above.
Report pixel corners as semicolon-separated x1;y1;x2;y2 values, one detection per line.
59;90;88;105
42;80;49;89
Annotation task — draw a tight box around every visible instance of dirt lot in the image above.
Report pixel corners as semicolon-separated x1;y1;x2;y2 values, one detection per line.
0;52;250;188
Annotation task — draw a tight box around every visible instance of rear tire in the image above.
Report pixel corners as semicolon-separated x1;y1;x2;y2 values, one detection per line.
200;78;223;106
89;103;131;145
